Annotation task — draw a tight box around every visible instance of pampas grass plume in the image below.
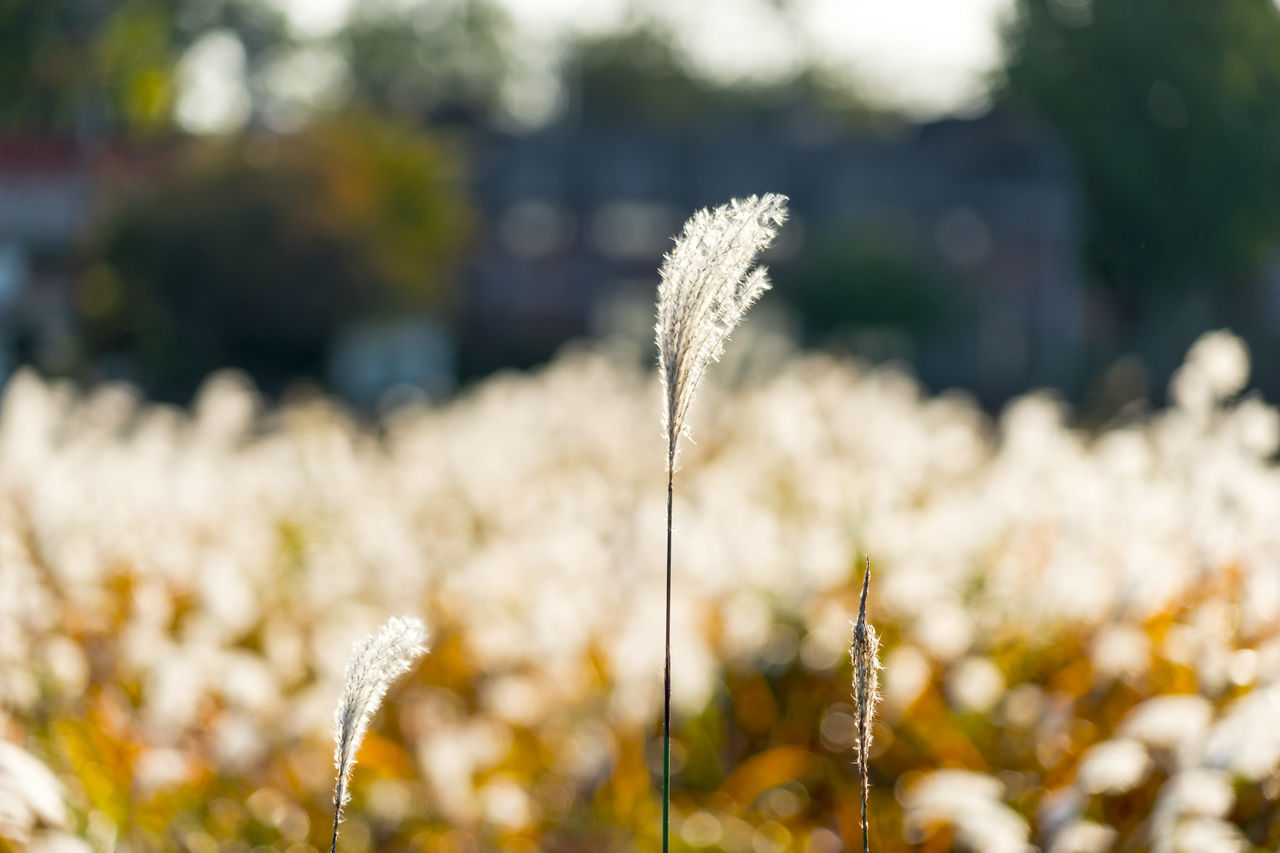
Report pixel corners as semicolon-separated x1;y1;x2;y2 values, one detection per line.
851;559;882;853
653;193;787;853
656;193;788;467
330;616;428;852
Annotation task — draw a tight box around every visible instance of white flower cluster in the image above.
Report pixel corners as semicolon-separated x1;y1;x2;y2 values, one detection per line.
0;329;1276;848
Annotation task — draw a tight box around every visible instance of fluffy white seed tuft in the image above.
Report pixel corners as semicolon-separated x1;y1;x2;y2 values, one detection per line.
330;616;428;846
655;193;788;465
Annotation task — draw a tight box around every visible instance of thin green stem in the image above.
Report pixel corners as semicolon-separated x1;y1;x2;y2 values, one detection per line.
861;782;869;853
663;455;674;853
331;752;344;853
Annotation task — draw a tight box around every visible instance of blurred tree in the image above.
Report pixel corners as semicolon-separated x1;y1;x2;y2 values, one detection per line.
0;0;287;135
574;29;741;126
82;116;474;398
0;0;171;132
1000;0;1280;318
570;27;878;129
339;0;514;125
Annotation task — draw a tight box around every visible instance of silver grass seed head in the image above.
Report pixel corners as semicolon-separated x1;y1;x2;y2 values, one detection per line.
331;616;428;820
851;564;882;761
655;193;788;465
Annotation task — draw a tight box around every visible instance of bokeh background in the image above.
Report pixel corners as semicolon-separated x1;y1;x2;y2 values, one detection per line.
6;2;1280;852
5;0;1280;411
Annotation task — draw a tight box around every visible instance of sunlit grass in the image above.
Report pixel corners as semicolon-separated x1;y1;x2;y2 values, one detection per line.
1;330;1278;850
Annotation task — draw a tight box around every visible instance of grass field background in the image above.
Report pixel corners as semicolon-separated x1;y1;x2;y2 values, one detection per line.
2;331;1279;852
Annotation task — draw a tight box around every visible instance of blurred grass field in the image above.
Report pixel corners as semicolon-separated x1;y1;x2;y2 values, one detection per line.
3;331;1280;852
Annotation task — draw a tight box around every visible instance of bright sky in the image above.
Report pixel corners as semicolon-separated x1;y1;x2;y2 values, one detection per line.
274;0;1013;109
185;0;1016;131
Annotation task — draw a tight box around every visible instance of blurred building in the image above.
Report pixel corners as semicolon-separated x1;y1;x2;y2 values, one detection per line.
0;139;90;378
0;110;1085;406
465;109;1086;401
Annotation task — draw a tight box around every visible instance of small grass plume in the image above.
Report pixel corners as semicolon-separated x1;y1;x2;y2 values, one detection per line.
654;193;787;852
851;559;882;853
330;616;428;853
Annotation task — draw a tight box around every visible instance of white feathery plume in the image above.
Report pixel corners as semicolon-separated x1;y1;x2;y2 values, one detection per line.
330;616;428;853
851;559;882;853
653;193;787;853
656;192;788;467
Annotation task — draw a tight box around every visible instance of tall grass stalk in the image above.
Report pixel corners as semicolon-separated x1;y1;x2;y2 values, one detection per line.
329;616;428;853
851;560;882;853
654;193;787;851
